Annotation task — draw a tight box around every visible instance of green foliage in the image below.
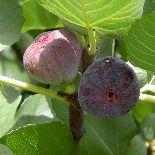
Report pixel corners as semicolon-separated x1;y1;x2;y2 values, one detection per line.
125;135;147;155
133;101;155;123
1;85;21;104
143;0;155;14
0;48;30;82
16;94;53;120
39;0;145;37
0;0;24;45
0;144;13;155
126;12;155;73
140;114;155;141
0;88;54;138
79;114;136;155
22;0;59;32
0;0;155;154
0;122;74;155
14;94;54;129
0;93;21;138
127;62;148;88
53;101;136;155
96;38;113;59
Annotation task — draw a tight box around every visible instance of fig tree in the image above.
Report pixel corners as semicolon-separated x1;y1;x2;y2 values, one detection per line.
23;30;83;84
78;56;140;117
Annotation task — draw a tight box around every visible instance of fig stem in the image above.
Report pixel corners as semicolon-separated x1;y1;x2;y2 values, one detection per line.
82;48;95;72
69;101;85;142
139;94;155;103
58;92;85;142
0;75;69;105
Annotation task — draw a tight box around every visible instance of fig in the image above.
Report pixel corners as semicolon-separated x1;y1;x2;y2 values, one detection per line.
78;56;140;117
23;30;83;84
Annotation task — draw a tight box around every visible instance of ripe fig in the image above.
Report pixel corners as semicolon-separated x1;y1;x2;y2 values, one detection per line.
23;30;83;84
78;56;140;117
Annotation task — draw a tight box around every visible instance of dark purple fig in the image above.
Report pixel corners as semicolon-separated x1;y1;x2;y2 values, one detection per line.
23;30;83;84
78;56;140;117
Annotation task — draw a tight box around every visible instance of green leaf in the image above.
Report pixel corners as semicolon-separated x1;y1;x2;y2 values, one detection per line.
126;12;155;73
0;93;21;138
13;94;54;129
1;85;21;104
140;114;155;141
78;114;136;155
0;0;24;45
133;67;148;88
0;44;8;52
17;94;53;119
96;38;113;59
22;0;59;32
0;144;13;155
127;62;148;88
0;48;30;82
125;135;147;155
143;0;155;14
52;99;69;124
18;0;30;5
53;102;136;155
133;101;155;123
38;0;144;37
14;33;33;53
0;122;74;154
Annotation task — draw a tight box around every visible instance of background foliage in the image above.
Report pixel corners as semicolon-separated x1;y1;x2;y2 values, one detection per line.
0;0;155;154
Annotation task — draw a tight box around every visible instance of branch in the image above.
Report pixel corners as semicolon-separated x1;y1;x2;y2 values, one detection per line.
139;93;155;103
0;75;69;105
81;2;96;55
140;84;155;94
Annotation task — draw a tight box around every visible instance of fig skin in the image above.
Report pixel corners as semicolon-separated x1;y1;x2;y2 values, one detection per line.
78;56;140;117
23;30;83;84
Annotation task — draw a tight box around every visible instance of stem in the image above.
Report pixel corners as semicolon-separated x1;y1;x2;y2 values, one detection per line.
139;94;155;103
140;84;155;94
81;2;96;56
112;39;115;57
87;28;96;55
150;76;155;84
0;75;69;105
58;92;85;142
82;48;95;72
69;93;85;142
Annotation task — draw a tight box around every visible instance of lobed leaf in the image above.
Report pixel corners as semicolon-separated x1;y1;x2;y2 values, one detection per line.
38;0;145;37
126;12;155;73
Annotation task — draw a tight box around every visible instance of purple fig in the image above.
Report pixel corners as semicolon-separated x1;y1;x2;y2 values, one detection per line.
23;30;83;84
78;56;140;117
